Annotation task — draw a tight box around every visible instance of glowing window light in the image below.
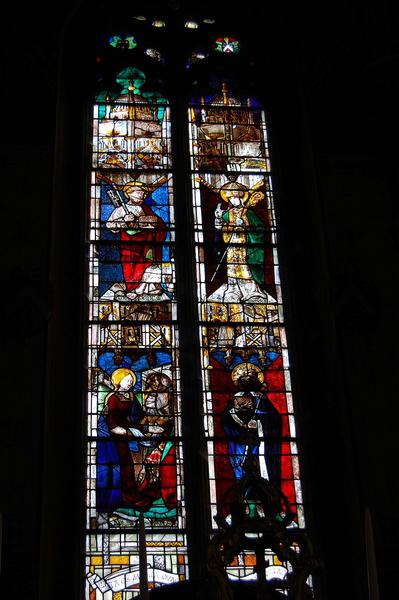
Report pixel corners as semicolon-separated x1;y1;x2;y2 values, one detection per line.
109;34;137;50
214;36;240;54
145;48;163;61
187;51;208;67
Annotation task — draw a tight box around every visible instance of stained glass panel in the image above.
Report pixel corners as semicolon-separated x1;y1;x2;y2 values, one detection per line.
93;67;171;171
109;34;138;50
189;84;305;583
86;68;188;598
214;36;240;54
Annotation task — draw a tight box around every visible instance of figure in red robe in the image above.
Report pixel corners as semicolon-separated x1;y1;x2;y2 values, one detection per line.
97;367;177;513
106;181;168;300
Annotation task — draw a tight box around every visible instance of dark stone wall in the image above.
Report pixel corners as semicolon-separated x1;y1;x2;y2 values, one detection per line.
0;1;398;598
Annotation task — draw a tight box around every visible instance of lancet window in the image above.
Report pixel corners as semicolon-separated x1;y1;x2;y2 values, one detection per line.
84;17;310;598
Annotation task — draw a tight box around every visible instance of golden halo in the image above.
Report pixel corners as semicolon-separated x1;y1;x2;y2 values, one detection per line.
111;367;137;389
231;362;264;386
219;182;249;204
122;181;149;195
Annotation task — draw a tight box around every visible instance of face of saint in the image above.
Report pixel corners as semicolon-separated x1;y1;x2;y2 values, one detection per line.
126;187;146;205
118;373;134;391
227;191;244;207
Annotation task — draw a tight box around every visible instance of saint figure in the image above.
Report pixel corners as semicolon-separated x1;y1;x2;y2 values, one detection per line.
208;181;276;304
106;181;169;301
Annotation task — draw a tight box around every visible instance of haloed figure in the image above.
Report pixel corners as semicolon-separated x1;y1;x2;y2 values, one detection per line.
209;181;275;304
221;364;282;490
106;181;167;300
97;368;145;510
97;367;177;513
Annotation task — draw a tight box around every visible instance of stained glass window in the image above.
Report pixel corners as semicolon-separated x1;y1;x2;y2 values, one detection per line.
214;36;240;54
85;20;311;598
109;35;138;50
188;82;306;582
86;64;188;598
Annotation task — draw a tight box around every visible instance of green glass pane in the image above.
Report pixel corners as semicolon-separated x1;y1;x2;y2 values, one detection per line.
116;66;146;94
109;34;137;50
